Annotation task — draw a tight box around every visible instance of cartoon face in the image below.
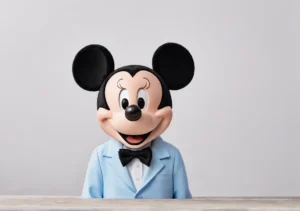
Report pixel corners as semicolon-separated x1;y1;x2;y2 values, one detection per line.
72;43;194;149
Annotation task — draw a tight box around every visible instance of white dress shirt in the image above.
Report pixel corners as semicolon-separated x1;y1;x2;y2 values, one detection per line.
122;143;151;190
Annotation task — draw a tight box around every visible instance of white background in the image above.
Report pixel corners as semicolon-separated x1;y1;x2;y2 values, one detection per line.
0;0;299;196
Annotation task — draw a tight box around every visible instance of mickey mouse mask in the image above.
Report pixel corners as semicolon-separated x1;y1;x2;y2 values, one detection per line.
72;43;194;149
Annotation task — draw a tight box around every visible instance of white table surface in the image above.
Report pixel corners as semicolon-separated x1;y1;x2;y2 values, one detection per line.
0;196;300;211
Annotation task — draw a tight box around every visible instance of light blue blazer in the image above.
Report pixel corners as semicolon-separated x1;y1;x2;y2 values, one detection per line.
82;136;192;199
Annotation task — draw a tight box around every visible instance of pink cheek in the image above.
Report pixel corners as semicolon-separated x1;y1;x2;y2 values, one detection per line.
139;102;152;112
111;111;125;120
140;111;160;125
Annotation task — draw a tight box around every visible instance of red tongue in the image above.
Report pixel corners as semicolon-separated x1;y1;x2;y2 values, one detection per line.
126;136;143;143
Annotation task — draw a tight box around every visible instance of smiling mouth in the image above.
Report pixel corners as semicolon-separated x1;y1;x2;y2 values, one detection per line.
118;131;152;145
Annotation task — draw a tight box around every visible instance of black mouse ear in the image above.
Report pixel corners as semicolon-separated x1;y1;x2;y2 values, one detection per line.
72;44;114;91
152;43;194;90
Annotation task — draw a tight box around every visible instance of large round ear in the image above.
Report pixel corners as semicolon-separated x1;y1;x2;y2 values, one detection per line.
72;44;114;91
152;43;194;90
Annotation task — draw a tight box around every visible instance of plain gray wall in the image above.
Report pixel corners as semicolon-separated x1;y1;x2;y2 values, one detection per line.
0;0;299;196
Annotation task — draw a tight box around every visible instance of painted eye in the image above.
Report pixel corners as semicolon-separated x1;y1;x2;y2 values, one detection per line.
137;89;148;109
119;89;129;110
138;98;145;109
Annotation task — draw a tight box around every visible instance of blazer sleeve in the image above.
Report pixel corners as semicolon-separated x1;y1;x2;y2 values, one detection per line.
173;148;192;199
81;148;103;198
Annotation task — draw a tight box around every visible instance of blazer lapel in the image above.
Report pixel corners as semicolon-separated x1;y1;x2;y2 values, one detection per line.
104;139;136;193
137;137;170;194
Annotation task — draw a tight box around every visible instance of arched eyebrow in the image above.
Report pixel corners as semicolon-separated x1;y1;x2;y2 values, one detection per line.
142;77;150;89
117;78;124;89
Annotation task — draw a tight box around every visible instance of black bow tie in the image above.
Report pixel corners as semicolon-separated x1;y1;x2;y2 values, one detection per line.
118;147;152;167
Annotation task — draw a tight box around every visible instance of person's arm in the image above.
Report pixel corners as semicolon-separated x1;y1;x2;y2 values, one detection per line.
81;148;103;198
173;148;192;199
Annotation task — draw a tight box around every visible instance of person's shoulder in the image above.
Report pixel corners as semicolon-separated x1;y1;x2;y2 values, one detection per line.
91;140;111;156
157;137;187;169
156;137;182;157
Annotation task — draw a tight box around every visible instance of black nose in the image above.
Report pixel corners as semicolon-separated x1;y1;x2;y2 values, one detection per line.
125;105;142;121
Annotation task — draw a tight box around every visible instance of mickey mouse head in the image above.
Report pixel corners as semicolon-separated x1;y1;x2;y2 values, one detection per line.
73;43;194;149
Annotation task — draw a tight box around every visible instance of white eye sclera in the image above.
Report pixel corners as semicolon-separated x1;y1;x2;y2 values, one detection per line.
137;89;148;109
119;89;129;110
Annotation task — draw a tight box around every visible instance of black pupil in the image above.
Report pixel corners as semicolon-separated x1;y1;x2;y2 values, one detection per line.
138;98;145;109
121;98;129;109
